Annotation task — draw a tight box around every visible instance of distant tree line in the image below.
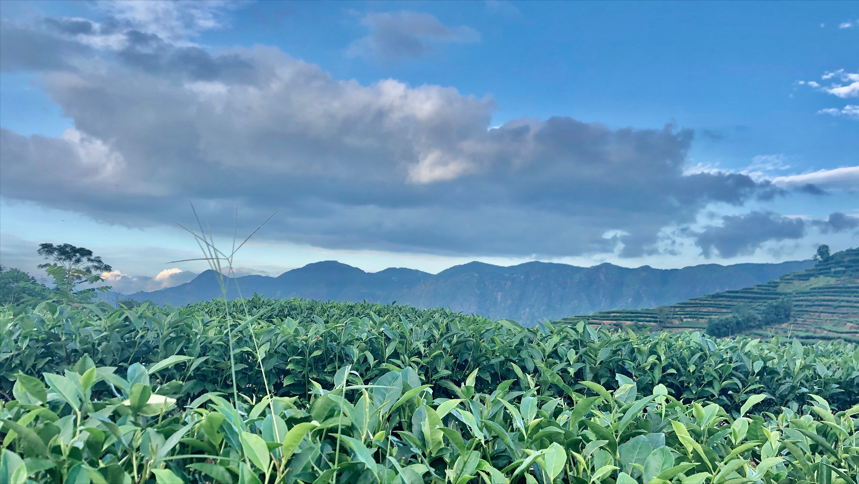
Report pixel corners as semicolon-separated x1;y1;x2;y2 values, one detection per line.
706;297;793;337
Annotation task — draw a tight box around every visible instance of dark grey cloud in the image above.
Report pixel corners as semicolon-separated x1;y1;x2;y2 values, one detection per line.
0;19;92;72
1;18;779;260
796;183;828;196
346;11;479;61
813;212;859;233
695;211;806;258
116;30;254;82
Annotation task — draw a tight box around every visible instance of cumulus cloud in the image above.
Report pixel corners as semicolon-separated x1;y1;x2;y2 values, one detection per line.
694;212;806;258
346;11;479;61
820;70;859;99
0;11;790;260
100;268;198;293
813;212;859;233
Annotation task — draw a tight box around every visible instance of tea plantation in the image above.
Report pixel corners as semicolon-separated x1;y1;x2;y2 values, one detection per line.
1;293;858;484
557;247;859;343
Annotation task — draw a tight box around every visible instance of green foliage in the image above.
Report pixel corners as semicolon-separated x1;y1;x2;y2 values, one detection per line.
1;356;857;484
36;243;113;303
706;297;793;337
814;244;831;264
0;267;53;306
2;296;857;415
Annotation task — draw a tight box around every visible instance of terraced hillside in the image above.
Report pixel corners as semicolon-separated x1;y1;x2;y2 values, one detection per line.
556;247;859;343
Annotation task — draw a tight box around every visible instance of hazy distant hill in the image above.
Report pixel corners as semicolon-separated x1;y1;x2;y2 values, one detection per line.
558;247;859;342
123;259;812;325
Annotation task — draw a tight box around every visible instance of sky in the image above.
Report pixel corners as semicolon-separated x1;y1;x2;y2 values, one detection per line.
0;0;857;295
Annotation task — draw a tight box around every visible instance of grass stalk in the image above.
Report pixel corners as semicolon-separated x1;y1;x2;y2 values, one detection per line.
169;203;281;438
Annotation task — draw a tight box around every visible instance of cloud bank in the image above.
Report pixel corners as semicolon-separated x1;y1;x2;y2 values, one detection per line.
0;5;853;265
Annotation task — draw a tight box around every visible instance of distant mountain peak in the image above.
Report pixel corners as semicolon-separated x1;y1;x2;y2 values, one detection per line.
122;257;813;325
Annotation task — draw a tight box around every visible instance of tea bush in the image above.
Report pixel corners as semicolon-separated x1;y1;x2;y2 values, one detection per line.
2;296;858;414
1;356;856;483
2;293;858;483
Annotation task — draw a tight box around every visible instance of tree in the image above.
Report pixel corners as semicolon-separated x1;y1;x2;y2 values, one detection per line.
0;266;52;306
813;244;831;264
36;243;113;303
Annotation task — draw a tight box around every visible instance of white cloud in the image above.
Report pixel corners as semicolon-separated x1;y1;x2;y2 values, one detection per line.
826;83;859;98
154;267;183;281
801;70;859;119
97;0;237;45
99;267;198;293
818;105;859;119
816;70;859;98
682;162;724;176
770;166;859;191
685;158;859;192
839;21;853;29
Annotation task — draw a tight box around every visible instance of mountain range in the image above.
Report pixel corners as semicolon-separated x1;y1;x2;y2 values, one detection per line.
122;259;814;325
558;247;859;342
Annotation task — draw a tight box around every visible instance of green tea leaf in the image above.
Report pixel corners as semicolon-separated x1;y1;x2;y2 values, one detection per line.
152;468;183;484
0;450;26;484
541;442;566;481
643;446;674;482
616;472;637;484
1;420;48;457
14;374;47;404
619;435;652;471
740;394;768;418
147;356;194;375
337;434;378;478
43;373;81;411
681;472;710;484
282;422;318;462
241;431;271;472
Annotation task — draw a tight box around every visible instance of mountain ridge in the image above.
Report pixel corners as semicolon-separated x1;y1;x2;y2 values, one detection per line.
123;258;814;325
557;247;859;342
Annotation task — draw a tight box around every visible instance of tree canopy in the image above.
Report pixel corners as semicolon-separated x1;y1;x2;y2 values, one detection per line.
813;244;831;264
36;242;113;303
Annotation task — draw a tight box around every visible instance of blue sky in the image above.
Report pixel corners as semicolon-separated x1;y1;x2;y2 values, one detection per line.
0;1;856;294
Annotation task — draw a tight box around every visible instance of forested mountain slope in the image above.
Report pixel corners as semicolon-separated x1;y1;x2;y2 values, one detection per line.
123;258;812;325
